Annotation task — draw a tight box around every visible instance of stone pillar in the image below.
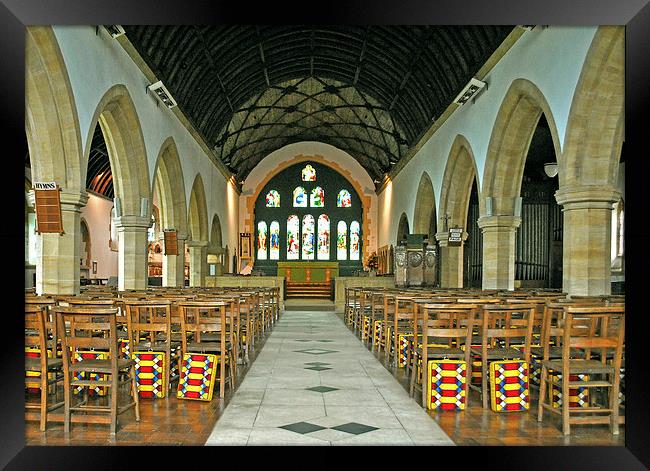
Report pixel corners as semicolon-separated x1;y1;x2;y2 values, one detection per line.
555;185;620;296
187;240;208;287
162;231;187;288
29;189;88;295
435;231;468;288
478;216;521;290
114;215;149;291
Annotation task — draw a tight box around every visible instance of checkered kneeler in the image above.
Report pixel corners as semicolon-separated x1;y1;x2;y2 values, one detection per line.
373;320;385;346
73;350;109;396
489;360;530;412
550;372;589;408
177;353;217;401
25;347;55;394
427;360;467;411
362;315;371;340
529;356;542;385
119;339;130;359
134;351;165;398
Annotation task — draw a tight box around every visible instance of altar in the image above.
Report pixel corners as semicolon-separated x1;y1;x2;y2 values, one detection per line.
277;262;338;298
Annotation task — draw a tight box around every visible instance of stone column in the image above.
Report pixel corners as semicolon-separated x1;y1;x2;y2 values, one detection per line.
29;189;88;295
162;231;187;288
555;185;620;296
478;215;521;290
114;215;150;291
187;240;208;287
435;231;468;288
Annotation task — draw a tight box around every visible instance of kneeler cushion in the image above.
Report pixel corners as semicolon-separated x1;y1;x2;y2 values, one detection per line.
489;360;530;412
134;351;165;399
550;372;589;408
177;353;217;401
25;347;55;394
427;360;467;411
73;350;109;396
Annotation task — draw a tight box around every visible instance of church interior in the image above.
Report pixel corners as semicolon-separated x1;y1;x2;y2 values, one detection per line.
24;25;626;447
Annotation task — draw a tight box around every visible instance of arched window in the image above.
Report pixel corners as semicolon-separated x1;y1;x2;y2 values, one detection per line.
337;221;347;260
302;164;316;181
337;189;352;207
293;186;307;207
350;220;360;260
287;215;300;260
257;221;268;260
302;215;315;260
269;221;280;260
317;214;330;260
265;190;280;207
310;186;325;207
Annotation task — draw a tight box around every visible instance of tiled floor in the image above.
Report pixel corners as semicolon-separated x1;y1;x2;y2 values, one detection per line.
205;309;454;446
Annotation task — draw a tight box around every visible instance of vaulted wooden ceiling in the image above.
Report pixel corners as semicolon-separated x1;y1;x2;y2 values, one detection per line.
120;26;514;183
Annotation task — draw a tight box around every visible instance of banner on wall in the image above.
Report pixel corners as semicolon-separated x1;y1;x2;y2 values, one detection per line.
33;182;64;234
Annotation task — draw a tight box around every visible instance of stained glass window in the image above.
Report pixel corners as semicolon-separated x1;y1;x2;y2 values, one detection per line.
270;221;280;260
265;190;280;207
257;221;268;260
317;214;330;260
337;221;347;260
293;186;307;207
302;215;315;260
350;220;360;260
301;164;316;181
287;215;299;260
310;187;325;207
337;189;352;207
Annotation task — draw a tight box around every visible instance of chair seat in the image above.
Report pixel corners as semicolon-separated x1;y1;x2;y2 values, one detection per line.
543;359;616;374
132;340;177;351
25;357;63;372
530;346;585;359
473;347;525;360
68;358;134;373
185;341;229;353
415;347;466;358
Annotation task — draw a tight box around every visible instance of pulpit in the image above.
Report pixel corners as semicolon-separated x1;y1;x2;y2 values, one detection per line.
394;234;437;287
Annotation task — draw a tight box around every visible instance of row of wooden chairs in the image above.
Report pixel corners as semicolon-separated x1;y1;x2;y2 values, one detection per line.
25;286;281;433
343;286;625;435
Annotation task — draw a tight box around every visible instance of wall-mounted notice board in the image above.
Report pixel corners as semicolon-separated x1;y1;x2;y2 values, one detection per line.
33;182;64;234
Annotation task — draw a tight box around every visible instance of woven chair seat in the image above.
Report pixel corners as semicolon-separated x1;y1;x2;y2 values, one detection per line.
542;359;615;375
68;358;134;374
25;357;63;372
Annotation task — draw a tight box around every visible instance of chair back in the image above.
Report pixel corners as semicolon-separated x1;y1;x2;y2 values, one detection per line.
477;303;536;360
561;305;625;364
177;300;229;352
122;299;172;348
419;303;479;348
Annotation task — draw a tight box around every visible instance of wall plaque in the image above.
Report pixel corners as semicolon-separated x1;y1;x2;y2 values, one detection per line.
33;182;64;234
448;226;464;247
163;229;178;255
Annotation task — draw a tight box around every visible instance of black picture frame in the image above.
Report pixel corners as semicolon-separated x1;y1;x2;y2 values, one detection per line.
5;0;649;469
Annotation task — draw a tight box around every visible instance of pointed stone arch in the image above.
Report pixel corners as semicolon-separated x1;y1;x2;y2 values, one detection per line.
152;137;188;287
210;214;223;250
412;172;437;240
396;212;410;244
187;174;209;286
556;26;624;295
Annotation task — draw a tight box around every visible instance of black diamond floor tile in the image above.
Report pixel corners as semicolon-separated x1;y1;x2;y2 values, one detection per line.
331;422;379;435
279;422;326;434
305;385;339;393
304;362;330;366
294;349;338;355
304;366;332;371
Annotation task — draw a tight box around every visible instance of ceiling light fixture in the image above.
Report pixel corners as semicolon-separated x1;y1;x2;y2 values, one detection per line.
147;81;177;109
453;78;487;106
544;162;558;178
103;25;126;38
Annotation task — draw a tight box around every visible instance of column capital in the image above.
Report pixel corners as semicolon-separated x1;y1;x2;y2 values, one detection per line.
114;215;150;231
555;185;621;209
477;215;521;230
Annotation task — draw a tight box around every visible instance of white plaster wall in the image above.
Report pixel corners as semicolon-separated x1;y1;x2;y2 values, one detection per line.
240;141;378;256
80;192;119;279
51;26;239;260
377;26;598;248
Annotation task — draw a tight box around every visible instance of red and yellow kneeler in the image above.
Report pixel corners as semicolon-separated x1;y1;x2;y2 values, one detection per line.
373;320;385;346
549;372;589;408
73;350;109;396
489;360;530;412
134;351;166;398
119;339;130;359
25;347;55;394
427;360;467;411
177;353;217;401
362;315;371;340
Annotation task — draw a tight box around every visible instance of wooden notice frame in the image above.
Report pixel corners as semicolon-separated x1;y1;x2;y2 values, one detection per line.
239;232;251;258
163;229;178;255
448;226;463;247
33;182;64;234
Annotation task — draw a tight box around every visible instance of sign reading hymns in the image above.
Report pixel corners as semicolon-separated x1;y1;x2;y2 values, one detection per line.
164;229;178;255
448;226;463;247
33;182;64;234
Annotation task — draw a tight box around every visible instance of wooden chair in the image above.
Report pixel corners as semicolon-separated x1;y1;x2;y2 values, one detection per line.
537;305;625;435
178;300;235;399
122;299;179;393
54;306;139;434
470;303;536;409
25;305;64;431
411;303;478;405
